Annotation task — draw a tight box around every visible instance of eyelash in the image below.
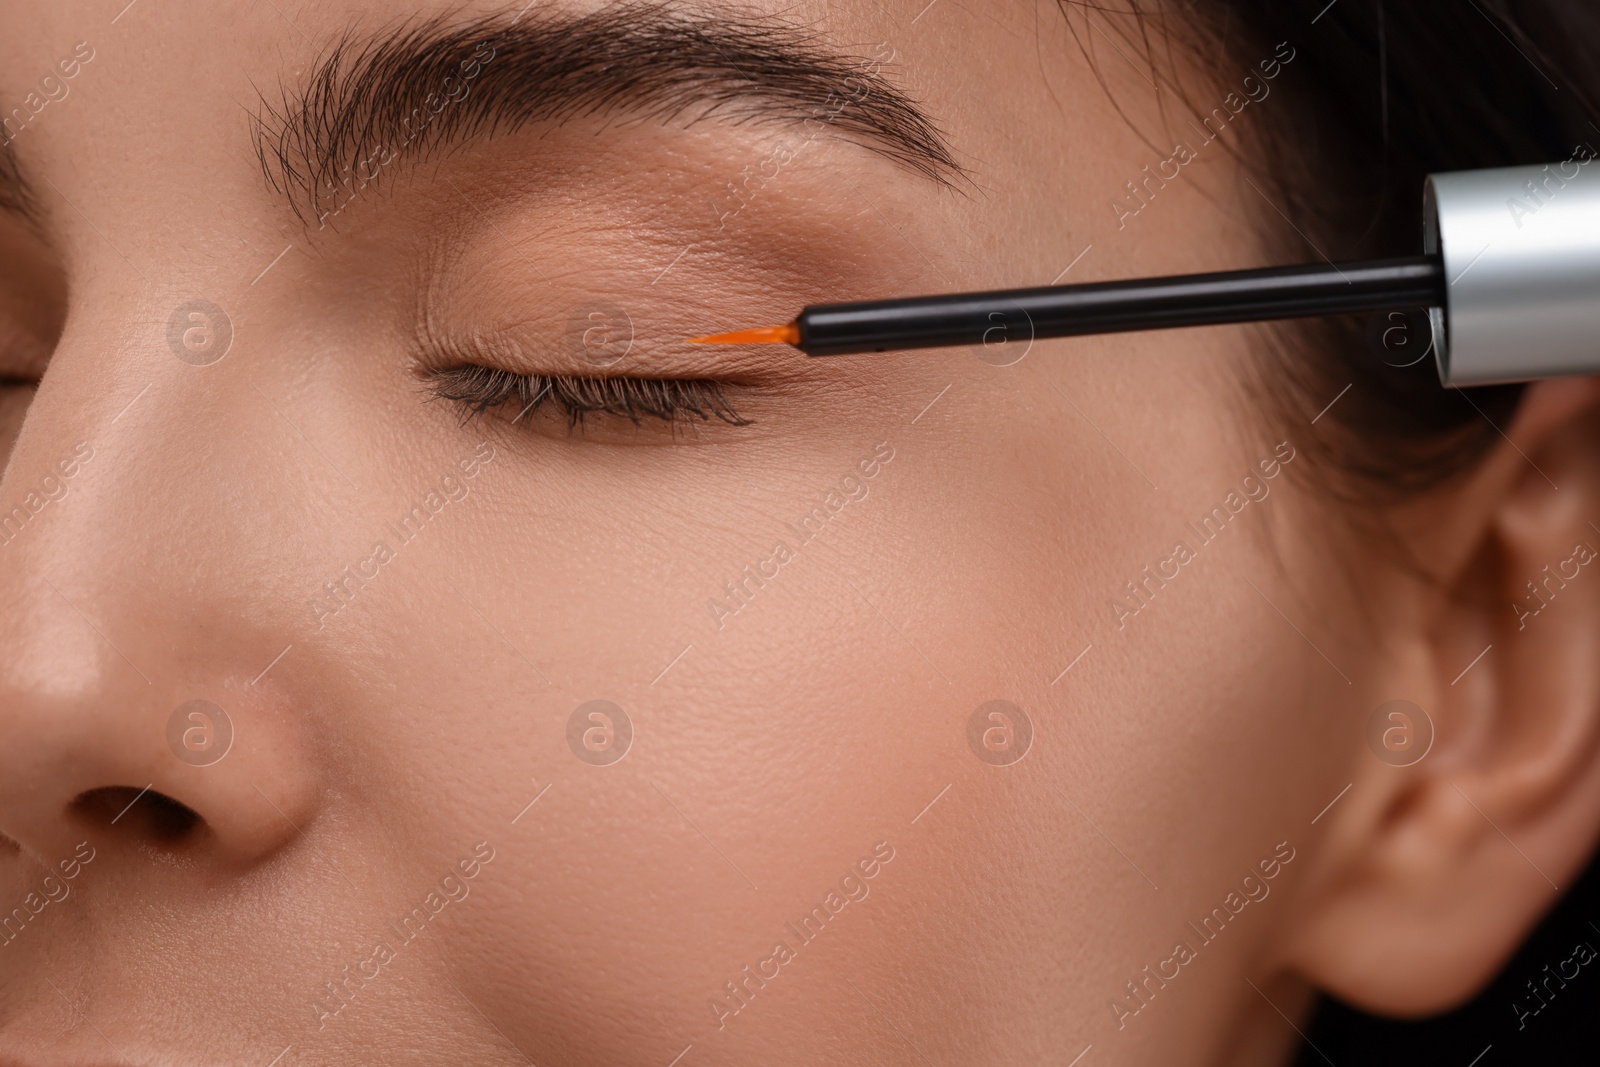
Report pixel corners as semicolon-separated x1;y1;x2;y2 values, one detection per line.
421;363;752;431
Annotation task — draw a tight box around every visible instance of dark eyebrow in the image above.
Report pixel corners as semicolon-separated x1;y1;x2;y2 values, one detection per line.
252;1;964;227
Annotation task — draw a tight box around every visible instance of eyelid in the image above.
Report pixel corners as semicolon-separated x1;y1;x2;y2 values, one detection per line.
418;363;752;434
409;307;764;437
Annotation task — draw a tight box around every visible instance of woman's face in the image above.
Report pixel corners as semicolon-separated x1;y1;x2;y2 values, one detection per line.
5;2;1598;1065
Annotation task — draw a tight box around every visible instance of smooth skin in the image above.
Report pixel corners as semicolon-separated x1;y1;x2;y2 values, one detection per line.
2;2;1600;1065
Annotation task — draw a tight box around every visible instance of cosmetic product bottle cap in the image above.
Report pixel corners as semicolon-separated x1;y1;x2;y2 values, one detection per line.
1426;156;1600;385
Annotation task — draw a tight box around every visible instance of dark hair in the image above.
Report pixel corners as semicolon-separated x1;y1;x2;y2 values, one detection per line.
1064;1;1598;504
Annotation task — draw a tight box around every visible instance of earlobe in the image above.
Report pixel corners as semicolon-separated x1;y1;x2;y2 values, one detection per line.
1278;377;1600;1017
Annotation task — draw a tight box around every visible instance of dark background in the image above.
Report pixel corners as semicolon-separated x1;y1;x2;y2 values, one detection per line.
1295;846;1600;1065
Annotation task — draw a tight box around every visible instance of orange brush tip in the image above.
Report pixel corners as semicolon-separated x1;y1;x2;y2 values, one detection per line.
686;323;799;346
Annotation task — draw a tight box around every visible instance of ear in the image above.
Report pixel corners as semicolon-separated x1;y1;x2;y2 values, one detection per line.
1280;376;1600;1016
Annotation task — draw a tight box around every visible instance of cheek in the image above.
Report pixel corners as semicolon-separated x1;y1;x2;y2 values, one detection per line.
909;331;1355;1004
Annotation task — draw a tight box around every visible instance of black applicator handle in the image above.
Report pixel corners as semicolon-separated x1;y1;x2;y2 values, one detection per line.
795;255;1445;356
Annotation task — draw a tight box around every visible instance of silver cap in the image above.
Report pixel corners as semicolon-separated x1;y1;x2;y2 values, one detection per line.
1426;153;1600;385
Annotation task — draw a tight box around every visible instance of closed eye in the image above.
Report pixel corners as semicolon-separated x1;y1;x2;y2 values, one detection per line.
420;363;752;433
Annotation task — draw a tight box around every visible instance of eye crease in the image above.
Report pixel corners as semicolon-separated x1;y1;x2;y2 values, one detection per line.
420;363;751;432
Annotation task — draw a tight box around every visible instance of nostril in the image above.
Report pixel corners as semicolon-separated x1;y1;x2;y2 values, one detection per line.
71;786;205;844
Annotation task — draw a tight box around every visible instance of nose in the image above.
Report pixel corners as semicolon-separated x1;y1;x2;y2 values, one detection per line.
0;636;315;865
0;316;320;869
